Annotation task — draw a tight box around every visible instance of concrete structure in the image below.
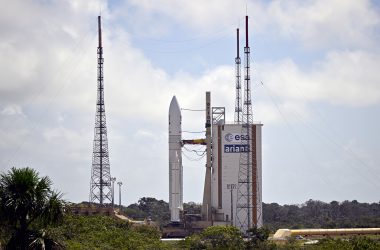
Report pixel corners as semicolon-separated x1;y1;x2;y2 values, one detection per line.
210;123;263;228
167;93;263;233
166;15;262;233
168;96;183;222
201;92;212;221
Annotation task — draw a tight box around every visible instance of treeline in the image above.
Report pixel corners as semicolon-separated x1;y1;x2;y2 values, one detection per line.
264;199;380;231
123;197;380;230
125;197;170;225
124;197;201;226
2;167;379;249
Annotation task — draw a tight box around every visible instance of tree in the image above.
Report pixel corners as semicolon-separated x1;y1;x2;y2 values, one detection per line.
181;225;245;249
0;167;66;249
124;197;170;226
183;201;202;214
247;227;273;249
263;200;380;230
50;215;167;249
202;225;244;249
315;237;380;250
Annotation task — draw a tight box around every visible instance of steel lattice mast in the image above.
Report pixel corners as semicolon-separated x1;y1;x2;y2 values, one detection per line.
90;16;112;205
236;15;254;233
234;28;242;124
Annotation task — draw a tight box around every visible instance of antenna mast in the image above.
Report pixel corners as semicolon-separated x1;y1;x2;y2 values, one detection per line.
236;15;254;233
90;16;112;205
234;28;242;124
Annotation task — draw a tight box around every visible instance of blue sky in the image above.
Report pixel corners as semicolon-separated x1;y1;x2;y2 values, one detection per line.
0;0;379;206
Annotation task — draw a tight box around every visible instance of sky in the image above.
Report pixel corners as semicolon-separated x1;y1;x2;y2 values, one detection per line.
0;0;379;206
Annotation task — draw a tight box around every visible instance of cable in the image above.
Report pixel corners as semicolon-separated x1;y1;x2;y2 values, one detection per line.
5;29;96;167
262;80;380;184
182;144;205;152
183;145;207;156
261;82;380;191
181;108;205;111
289;81;380;180
182;150;206;161
182;130;206;133
260;82;347;196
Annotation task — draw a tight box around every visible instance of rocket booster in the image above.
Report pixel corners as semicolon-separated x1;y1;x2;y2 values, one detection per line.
168;96;183;222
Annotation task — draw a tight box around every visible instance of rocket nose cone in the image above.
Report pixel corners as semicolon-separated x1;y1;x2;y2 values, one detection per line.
169;96;181;134
169;96;181;115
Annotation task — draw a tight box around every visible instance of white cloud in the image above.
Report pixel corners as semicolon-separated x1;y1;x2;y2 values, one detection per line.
1;105;24;116
127;0;245;33
134;129;158;140
125;0;380;50
0;0;379;205
0;0;238;203
258;50;380;107
267;0;380;49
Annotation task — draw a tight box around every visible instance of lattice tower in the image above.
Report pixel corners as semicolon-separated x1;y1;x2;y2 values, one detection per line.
90;16;112;205
234;28;242;124
236;15;254;233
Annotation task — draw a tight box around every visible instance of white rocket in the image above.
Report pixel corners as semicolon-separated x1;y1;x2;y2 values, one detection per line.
168;96;183;222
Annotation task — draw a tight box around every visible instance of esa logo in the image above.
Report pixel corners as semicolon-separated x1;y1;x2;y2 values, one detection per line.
224;133;234;142
224;133;249;142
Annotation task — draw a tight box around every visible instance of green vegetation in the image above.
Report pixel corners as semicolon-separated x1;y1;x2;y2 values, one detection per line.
49;215;165;249
183;201;202;214
246;227;272;249
1;168;379;249
124;197;202;227
176;226;278;249
178;225;244;249
124;197;171;226
124;197;380;230
0;167;66;249
267;236;380;250
264;199;380;231
13;214;376;250
308;237;380;250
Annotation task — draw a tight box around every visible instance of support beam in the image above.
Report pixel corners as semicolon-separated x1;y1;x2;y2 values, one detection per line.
202;92;212;221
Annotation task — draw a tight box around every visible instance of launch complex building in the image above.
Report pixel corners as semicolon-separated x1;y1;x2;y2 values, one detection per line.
89;15;380;239
88;14;261;233
87;14;261;234
168;15;262;234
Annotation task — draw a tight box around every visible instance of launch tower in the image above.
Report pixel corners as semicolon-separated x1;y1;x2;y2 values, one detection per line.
235;15;262;232
234;28;242;124
89;16;112;205
165;14;262;235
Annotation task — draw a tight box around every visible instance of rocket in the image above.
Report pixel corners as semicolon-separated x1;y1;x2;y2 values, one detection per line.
168;96;183;222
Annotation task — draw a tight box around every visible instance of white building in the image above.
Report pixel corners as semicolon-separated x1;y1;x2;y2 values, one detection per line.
210;123;263;229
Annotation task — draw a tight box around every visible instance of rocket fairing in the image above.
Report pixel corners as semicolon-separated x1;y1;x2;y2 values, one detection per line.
168;96;183;222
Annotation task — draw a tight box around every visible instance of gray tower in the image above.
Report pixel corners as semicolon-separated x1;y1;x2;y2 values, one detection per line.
236;15;255;233
89;16;112;205
234;28;242;124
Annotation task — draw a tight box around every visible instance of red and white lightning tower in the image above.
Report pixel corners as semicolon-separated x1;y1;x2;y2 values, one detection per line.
234;28;242;124
90;16;112;205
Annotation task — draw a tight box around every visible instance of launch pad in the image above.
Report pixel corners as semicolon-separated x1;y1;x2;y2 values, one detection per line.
167;15;262;236
166;93;262;237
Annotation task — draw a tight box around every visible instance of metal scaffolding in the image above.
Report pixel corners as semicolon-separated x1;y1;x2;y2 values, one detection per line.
236;15;255;233
234;28;242;124
90;16;112;205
